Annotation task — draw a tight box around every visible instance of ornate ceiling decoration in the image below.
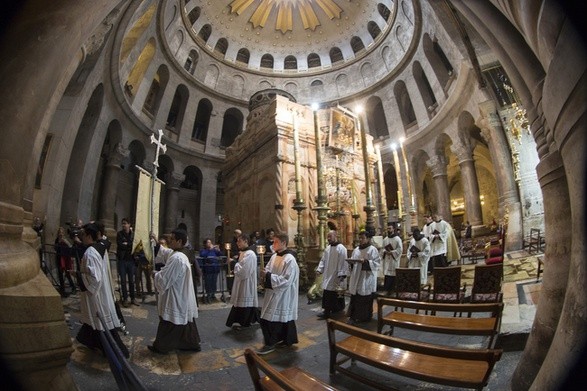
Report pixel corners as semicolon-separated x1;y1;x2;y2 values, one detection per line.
229;0;343;33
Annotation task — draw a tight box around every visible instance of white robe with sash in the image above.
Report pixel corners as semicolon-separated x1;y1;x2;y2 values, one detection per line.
261;251;299;323
231;249;258;307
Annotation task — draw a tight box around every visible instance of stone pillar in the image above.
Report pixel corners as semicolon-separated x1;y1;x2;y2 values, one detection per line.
0;2;119;389
511;151;571;390
99;143;129;240
451;140;483;226
426;155;452;224
478;101;523;250
164;172;184;234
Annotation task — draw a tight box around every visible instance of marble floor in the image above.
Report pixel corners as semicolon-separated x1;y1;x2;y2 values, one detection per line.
62;252;542;391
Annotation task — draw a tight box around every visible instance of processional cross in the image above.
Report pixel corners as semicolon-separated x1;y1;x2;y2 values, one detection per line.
149;129;166;270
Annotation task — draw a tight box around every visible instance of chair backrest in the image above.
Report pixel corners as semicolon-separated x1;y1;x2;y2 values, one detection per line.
432;266;462;302
395;268;423;300
471;264;503;303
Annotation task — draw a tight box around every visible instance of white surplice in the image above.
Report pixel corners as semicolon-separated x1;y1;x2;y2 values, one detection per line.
261;251;299;322
380;235;403;277
231;249;258;308
79;246;120;331
348;245;380;296
154;248;198;325
408;237;431;284
317;243;349;291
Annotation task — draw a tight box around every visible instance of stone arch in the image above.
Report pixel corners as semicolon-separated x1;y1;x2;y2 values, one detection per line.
329;47;343;64
350;36;365;55
142;64;170;119
360;62;374;87
284;82;298;97
198;24;211;43
412;60;438;117
181;165;202;190
231;74;245;99
310;79;324;96
220;108;244;148
260;54;274;69
192;98;213;142
165;4;177;31
335;73;349;96
423;33;453;91
184;49;199;74
187;6;200;25
165;84;189;133
307;53;321;68
284;55;298;70
393;80;417;130
236;48;250;65
366;95;389;139
126;139;146;171
204;63;219;88
368;21;382;40
214;38;228;56
169;29;184;56
60;84;104;223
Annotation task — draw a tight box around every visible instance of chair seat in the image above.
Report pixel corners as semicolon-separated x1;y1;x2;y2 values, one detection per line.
485;256;503;265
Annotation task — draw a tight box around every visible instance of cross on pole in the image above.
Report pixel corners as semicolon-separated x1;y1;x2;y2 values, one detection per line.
149;129;166;275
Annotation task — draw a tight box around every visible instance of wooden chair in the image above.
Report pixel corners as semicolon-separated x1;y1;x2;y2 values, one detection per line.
244;348;337;391
395;267;430;301
431;266;466;303
528;228;542;254
470;264;503;303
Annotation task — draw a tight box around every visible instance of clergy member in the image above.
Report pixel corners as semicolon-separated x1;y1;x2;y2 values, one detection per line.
257;233;299;355
347;231;380;325
430;213;449;269
315;230;349;319
381;226;403;295
408;228;431;285
148;228;201;354
76;223;129;358
226;233;260;329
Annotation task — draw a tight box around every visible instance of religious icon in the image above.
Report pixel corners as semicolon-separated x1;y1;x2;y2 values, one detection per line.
328;109;356;152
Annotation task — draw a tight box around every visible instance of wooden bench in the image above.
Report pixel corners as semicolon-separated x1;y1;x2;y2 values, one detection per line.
244;348;338;391
327;319;502;390
377;298;504;348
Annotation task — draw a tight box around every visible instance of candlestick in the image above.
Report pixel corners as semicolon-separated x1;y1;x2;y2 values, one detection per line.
375;145;388;227
357;111;376;234
292;111;303;202
313;104;329;252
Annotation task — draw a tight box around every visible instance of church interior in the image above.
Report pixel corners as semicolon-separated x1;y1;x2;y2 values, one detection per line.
0;0;585;390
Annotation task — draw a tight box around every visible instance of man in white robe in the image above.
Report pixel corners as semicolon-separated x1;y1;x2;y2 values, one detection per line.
257;233;299;355
347;231;380;324
76;223;128;357
226;233;260;329
316;230;349;319
408;228;431;285
422;214;435;272
430;213;450;269
148;228;200;354
381;226;403;295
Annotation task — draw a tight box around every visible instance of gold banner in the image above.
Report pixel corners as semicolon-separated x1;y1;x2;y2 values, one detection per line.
132;169;161;262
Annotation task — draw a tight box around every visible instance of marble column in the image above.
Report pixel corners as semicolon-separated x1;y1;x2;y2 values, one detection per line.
99;143;129;240
426;155;452;224
164;172;184;234
451;140;483;226
478;101;523;250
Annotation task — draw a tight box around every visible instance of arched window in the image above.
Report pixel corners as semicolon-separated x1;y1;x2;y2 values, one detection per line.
188;7;200;25
214;38;228;56
394;80;417;130
367;21;381;40
307;53;321;68
378;3;391;21
260;54;274;69
284;55;298;70
220;108;244;148
351;36;365;54
330;47;343;64
192;99;212;142
142;64;169;117
423;33;454;90
236;48;250;65
166;85;189;132
412;61;438;117
366;96;389;139
198;24;211;43
184;50;198;74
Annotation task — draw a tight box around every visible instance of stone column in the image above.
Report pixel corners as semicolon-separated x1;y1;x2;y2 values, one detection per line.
426;155;452;224
0;2;119;389
451;140;483;226
99;143;129;239
511;151;571;390
478;101;523;250
164;172;184;234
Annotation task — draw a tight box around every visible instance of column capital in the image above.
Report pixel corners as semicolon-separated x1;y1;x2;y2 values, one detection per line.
107;143;129;167
451;139;474;163
427;155;448;177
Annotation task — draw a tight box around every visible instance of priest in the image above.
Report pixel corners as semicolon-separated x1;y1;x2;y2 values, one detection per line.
381;226;403;295
148;228;201;354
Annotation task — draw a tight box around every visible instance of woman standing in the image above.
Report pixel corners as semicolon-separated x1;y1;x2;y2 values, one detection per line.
225;233;260;329
347;231;380;324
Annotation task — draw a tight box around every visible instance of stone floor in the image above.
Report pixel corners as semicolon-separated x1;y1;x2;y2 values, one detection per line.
63;253;542;391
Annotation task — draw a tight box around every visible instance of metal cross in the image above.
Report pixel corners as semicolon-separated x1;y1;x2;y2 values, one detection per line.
149;129;167;167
